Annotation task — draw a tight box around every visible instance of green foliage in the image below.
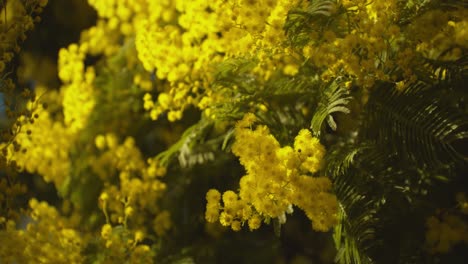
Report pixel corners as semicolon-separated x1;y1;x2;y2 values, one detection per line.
285;0;343;47
327;144;382;264
333;208;374;264
310;79;351;137
211;57;322;124
363;81;468;169
326;76;468;263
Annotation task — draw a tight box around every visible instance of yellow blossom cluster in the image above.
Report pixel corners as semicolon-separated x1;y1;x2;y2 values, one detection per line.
425;193;468;254
94;133;169;236
58;43;96;133
88;0;152;36
136;0;303;121
206;189;263;231
4;103;74;189
0;195;157;263
0;199;83;263
297;0;468;90
0;0;47;74
426;213;468;254
99;192;155;262
300;0;404;88
94;134;170;261
409;8;468;61
59;0;304;124
83;0;178;56
206;114;338;232
80;20;120;56
99;222;154;263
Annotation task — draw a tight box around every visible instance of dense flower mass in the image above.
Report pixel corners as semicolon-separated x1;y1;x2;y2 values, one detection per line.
206;114;338;232
426;213;468;253
59;44;96;133
0;0;467;263
135;0;303;121
0;199;83;263
4;102;73;188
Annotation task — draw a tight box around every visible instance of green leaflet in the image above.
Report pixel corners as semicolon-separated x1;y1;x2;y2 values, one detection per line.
311;80;351;137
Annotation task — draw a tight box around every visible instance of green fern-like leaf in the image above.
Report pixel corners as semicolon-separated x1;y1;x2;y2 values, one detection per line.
333;207;374;264
327;145;383;264
156;120;213;167
326;142;441;264
285;0;342;47
311;80;351;137
417;54;468;85
210;60;322;124
213;57;258;95
329;79;468;263
398;0;468;27
263;72;321;98
362;82;468;169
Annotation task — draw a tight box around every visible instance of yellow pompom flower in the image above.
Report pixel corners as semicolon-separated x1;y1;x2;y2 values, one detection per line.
248;214;262;231
205;114;337;232
206;189;221;203
5;103;74;189
154;211;172;236
426;213;468;253
222;191;238;206
219;212;233;227
95;134;107;150
101;224;112;240
294;129;326;173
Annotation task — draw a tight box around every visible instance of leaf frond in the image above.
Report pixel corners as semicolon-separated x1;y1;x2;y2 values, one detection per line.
362;81;468;169
311;79;352;137
155;119;213;167
285;0;342;47
328;145;384;264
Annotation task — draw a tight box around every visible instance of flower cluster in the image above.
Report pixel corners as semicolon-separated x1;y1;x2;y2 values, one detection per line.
94;134;169;236
4;102;73;189
426;213;468;253
58;43;96;133
0;199;83;263
87;0;150;36
0;0;47;75
408;8;468;61
98;196;155;263
425;192;468;254
299;0;405;88
206;114;338;232
136;0;305;121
